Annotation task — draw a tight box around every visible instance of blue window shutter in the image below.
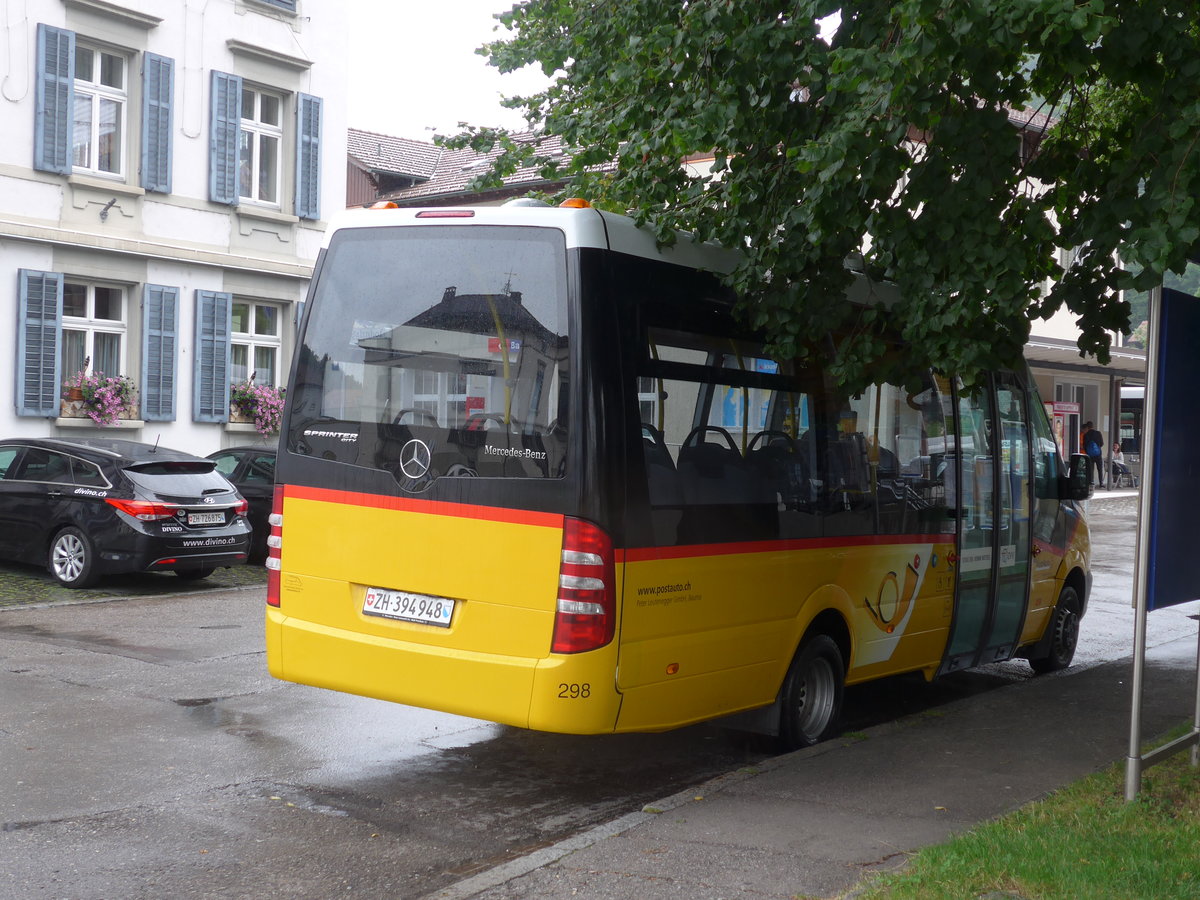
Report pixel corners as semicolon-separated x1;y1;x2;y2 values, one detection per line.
34;25;74;174
295;93;322;220
193;290;232;422
141;53;175;193
192;294;231;424
209;71;242;205
16;269;63;417
141;285;179;421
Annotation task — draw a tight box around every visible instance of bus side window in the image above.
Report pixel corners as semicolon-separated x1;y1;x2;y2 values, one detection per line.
823;377;949;537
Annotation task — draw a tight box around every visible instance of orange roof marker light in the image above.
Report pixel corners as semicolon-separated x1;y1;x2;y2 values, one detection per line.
559;198;592;209
368;201;398;209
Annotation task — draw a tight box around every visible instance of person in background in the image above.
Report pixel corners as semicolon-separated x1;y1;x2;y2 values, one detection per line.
1081;421;1105;488
1111;441;1130;486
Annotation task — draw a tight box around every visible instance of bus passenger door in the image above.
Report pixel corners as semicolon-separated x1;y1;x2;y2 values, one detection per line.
940;374;1032;673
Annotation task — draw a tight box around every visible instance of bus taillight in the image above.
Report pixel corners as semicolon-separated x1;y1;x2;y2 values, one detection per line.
265;485;283;607
551;517;616;654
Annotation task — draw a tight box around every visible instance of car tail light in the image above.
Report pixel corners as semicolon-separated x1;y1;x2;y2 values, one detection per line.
551;517;616;654
105;498;179;521
266;485;283;607
233;498;249;517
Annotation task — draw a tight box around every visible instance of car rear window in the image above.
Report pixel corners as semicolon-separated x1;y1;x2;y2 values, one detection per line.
127;461;216;475
124;462;233;497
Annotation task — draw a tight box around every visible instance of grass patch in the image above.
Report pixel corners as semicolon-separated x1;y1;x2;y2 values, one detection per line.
856;728;1200;900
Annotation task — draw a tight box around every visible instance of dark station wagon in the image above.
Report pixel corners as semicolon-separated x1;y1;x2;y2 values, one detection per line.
0;437;251;588
206;446;276;564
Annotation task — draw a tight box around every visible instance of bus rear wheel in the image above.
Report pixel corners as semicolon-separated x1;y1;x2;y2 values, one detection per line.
1030;585;1080;674
780;634;845;750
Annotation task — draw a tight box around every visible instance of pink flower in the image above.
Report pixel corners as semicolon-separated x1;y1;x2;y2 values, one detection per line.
230;380;285;435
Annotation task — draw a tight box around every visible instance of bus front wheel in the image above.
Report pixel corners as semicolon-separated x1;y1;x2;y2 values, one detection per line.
780;634;845;750
1030;585;1081;674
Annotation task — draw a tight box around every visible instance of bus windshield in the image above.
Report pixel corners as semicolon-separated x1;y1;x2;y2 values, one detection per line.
287;225;571;484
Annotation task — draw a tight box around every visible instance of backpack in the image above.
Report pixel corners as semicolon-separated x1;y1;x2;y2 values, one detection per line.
1086;437;1101;458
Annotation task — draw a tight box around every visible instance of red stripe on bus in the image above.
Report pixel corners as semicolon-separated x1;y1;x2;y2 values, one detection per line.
283;484;565;529
617;533;951;564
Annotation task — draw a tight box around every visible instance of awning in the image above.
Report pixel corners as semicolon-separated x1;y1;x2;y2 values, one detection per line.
1024;336;1146;381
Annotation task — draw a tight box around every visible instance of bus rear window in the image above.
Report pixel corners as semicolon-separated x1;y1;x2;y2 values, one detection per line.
287;226;570;484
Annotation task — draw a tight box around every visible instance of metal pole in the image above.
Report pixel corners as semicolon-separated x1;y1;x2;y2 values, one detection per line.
1108;374;1119;487
1126;285;1162;801
1193;621;1200;767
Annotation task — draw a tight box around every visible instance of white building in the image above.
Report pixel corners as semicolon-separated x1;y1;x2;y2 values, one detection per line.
0;0;347;452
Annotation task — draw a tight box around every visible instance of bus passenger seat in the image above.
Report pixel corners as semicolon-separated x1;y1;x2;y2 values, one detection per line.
746;431;801;507
642;424;683;506
677;427;752;505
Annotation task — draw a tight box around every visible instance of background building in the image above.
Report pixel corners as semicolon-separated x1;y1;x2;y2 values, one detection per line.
1;0;347;453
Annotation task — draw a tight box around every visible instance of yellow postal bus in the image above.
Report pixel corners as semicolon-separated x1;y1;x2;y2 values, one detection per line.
265;202;1091;747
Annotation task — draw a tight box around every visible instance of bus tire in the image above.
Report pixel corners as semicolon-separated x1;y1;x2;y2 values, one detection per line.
780;634;845;750
1030;585;1081;675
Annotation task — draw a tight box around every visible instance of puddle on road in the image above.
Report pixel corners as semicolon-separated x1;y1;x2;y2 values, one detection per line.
171;691;503;780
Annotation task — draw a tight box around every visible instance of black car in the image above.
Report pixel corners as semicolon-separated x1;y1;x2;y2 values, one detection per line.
206;446;275;563
0;437;251;588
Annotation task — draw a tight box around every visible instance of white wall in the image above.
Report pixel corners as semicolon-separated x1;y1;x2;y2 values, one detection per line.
0;0;347;454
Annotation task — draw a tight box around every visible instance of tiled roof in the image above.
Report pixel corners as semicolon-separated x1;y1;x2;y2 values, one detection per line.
380;132;580;204
347;128;441;178
1008;107;1054;133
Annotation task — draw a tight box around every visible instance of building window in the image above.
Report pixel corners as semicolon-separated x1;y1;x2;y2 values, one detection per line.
73;44;126;176
62;282;126;377
209;71;322;218
239;87;282;205
231;300;281;385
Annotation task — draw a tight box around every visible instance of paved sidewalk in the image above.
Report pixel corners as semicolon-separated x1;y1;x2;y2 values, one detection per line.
427;639;1197;900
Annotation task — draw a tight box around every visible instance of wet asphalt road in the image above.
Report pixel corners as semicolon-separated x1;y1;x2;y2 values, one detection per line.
2;495;1194;899
0;585;775;899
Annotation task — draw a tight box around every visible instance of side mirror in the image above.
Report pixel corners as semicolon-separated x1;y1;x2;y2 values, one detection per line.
1063;453;1091;502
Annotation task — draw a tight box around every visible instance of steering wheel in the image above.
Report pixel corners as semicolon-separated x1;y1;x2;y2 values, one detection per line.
747;430;795;452
681;425;738;451
392;408;439;427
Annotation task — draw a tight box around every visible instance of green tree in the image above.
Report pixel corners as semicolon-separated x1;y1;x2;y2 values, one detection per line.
455;0;1200;387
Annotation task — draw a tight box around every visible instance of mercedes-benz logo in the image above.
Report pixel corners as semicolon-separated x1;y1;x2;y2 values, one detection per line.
399;439;433;479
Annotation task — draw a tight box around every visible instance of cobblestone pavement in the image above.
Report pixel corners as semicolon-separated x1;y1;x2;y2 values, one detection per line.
0;559;267;608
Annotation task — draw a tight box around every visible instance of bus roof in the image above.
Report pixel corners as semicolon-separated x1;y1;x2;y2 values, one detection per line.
323;203;740;276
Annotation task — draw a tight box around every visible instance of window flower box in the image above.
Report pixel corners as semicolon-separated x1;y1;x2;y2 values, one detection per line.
230;378;284;435
61;368;139;426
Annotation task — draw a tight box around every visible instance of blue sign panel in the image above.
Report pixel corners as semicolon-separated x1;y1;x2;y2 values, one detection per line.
1146;288;1200;610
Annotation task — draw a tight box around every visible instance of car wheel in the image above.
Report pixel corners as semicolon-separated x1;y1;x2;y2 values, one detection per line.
780;634;845;750
1031;585;1081;674
174;568;215;581
49;527;99;589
